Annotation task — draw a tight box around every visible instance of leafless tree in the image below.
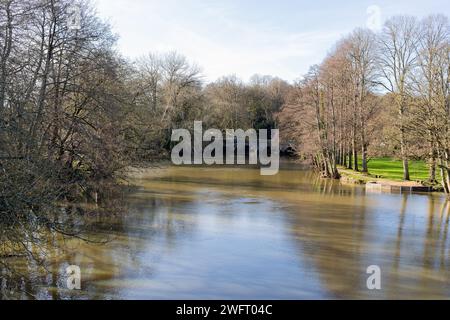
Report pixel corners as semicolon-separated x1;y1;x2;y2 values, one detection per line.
377;16;421;180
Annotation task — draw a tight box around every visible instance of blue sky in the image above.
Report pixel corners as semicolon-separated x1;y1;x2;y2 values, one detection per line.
95;0;450;82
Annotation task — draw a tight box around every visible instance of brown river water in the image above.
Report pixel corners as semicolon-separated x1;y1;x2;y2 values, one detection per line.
4;162;450;299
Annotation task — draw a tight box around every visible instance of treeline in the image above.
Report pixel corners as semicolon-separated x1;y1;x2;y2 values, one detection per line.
0;0;135;280
0;0;130;215
278;15;449;192
128;54;290;158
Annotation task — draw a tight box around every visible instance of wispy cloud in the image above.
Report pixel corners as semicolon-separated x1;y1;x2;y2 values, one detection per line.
95;0;449;82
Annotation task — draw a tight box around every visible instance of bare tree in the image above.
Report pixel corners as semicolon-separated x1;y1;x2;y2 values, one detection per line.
347;28;378;173
377;16;421;180
411;15;449;185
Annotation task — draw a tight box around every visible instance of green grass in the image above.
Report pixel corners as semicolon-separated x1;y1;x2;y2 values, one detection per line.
362;157;432;181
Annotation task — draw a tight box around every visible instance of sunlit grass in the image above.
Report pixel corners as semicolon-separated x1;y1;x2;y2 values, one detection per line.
363;157;433;181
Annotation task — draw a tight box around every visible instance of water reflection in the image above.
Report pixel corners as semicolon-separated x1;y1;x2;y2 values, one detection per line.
2;163;449;299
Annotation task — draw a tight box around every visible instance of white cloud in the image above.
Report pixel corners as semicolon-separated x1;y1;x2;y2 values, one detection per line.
94;0;351;82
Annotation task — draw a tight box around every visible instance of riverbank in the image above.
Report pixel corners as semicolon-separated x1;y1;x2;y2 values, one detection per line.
335;157;446;193
355;157;432;181
338;166;423;186
338;166;443;193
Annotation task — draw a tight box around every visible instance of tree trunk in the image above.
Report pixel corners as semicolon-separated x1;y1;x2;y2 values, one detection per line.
348;148;353;170
0;1;13;110
400;125;410;180
361;143;368;173
352;129;359;172
399;97;410;181
428;133;437;182
353;147;359;172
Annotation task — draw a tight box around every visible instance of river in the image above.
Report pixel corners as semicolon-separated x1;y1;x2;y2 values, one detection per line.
4;162;450;299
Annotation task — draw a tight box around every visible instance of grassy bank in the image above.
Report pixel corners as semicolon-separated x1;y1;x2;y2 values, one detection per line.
338;157;440;188
362;157;431;181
